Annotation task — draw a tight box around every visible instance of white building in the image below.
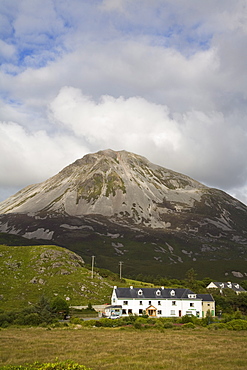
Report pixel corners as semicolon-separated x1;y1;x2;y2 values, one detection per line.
207;281;246;295
111;286;204;318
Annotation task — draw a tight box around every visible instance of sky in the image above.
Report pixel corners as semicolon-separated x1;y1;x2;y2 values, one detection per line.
0;0;247;204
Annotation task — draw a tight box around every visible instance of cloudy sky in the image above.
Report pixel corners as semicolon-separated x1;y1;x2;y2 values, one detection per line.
1;0;247;204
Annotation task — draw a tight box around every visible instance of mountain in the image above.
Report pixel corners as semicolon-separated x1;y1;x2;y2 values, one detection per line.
0;149;247;280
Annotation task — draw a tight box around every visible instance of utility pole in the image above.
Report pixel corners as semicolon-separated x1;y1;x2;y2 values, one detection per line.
119;261;123;280
91;255;95;279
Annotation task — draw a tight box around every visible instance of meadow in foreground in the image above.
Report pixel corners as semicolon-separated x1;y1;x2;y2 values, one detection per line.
0;327;247;369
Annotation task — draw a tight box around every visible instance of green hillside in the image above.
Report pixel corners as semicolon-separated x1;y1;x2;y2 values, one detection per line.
0;244;118;310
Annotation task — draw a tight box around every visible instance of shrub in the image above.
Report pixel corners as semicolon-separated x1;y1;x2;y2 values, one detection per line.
163;322;174;329
98;318;116;327
0;313;11;327
70;317;83;325
226;319;247;331
134;321;143;329
82;319;99;327
51;297;69;318
23;313;41;326
182;322;195;329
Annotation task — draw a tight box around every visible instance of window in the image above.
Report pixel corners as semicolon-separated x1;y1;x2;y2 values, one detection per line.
122;309;127;315
190;303;194;307
128;309;132;314
138;289;143;296
157;310;162;315
158;301;161;305
171;310;175;315
123;301;128;305
172;301;176;306
139;301;143;305
139;309;143;315
156;290;161;296
149;301;151;305
112;298;116;303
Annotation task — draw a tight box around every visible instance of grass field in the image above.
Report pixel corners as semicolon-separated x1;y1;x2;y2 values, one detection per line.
0;327;247;369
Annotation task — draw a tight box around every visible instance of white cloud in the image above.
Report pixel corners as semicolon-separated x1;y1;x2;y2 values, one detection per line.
49;87;247;193
0;120;87;188
0;0;247;205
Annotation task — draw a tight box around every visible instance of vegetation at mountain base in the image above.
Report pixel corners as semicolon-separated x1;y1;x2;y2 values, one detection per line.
1;243;247;317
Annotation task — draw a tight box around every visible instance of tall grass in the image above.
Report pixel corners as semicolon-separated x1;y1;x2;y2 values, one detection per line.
0;327;247;369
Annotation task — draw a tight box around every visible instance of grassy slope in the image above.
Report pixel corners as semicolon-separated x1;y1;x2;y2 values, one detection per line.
0;243;155;311
0;244;116;310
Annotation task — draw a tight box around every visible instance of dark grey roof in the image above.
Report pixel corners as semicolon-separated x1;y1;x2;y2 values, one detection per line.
210;282;246;292
114;287;199;299
197;294;215;302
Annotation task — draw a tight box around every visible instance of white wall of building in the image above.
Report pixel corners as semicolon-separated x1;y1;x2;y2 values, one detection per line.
111;290;202;318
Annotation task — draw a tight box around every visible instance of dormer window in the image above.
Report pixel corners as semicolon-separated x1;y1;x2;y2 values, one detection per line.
188;294;196;299
138;289;143;296
170;290;175;297
156;289;161;296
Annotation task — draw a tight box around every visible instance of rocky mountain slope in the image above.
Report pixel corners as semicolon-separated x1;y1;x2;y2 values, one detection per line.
0;244;114;310
0;149;247;279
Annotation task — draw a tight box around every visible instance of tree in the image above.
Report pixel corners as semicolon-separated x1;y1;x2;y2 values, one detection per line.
34;295;54;323
185;268;200;292
51;296;69;318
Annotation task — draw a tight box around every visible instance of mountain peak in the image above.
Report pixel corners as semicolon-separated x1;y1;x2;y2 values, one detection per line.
0;149;208;226
1;149;247;279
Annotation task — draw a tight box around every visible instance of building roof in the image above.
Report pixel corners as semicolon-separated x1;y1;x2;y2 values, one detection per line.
113;286;199;299
197;294;215;302
207;282;246;292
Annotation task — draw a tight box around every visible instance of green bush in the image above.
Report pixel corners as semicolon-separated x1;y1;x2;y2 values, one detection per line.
23;313;41;326
134;321;143;329
0;313;11;327
163;322;174;329
98;318;116;327
70;317;83;325
207;323;227;330
181;315;195;324
82;319;99;327
226;319;247;331
182;322;195;329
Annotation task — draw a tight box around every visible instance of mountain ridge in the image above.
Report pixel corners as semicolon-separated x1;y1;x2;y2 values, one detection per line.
0;149;247;279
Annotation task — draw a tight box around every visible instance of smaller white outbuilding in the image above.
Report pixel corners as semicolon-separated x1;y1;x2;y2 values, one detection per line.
207;281;246;295
111;286;205;318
